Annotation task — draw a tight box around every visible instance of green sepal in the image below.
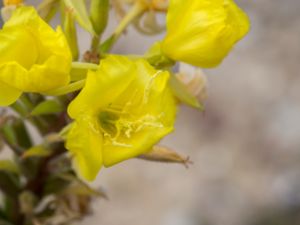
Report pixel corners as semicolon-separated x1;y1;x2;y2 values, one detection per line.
145;42;175;69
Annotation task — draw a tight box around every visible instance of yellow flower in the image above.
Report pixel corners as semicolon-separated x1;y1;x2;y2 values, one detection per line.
66;55;176;181
0;6;71;106
3;0;23;6
161;0;250;68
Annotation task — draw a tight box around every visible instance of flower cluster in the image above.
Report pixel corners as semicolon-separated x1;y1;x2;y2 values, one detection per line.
0;0;250;181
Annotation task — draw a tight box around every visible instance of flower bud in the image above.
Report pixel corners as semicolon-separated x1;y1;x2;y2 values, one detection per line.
90;0;109;35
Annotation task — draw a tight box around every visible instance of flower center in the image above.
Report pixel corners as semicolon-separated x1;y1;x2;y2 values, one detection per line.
98;111;119;138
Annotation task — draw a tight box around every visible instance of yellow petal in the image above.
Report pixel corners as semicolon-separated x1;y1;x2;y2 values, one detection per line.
0;81;22;106
66;116;103;181
26;54;71;92
0;27;38;70
68;55;136;119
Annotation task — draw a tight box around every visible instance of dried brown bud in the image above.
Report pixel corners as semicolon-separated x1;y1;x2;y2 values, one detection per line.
138;145;192;168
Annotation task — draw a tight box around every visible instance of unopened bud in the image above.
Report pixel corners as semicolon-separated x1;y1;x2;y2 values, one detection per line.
90;0;109;35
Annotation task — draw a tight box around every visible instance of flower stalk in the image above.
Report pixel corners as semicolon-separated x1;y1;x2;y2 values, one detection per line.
100;0;147;53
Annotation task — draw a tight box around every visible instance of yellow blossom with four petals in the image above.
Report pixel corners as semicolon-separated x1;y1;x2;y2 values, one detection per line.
0;6;72;106
66;55;177;180
161;0;250;68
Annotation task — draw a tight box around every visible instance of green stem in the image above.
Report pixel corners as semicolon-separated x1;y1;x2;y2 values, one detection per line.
71;62;99;70
43;80;86;96
91;35;101;53
114;2;147;40
100;1;147;53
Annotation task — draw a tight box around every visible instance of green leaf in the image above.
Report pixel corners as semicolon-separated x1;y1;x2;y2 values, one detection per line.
22;146;51;159
169;74;204;111
63;0;96;35
30;100;64;116
59;174;108;198
0;172;20;197
0;160;19;174
1;119;32;152
43;175;71;195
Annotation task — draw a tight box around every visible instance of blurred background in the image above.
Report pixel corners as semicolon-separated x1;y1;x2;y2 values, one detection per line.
17;0;300;224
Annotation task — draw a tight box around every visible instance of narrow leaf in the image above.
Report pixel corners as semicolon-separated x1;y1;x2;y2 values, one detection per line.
22;146;51;159
59;174;108;199
0;160;19;174
1;119;32;152
31;100;63;116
